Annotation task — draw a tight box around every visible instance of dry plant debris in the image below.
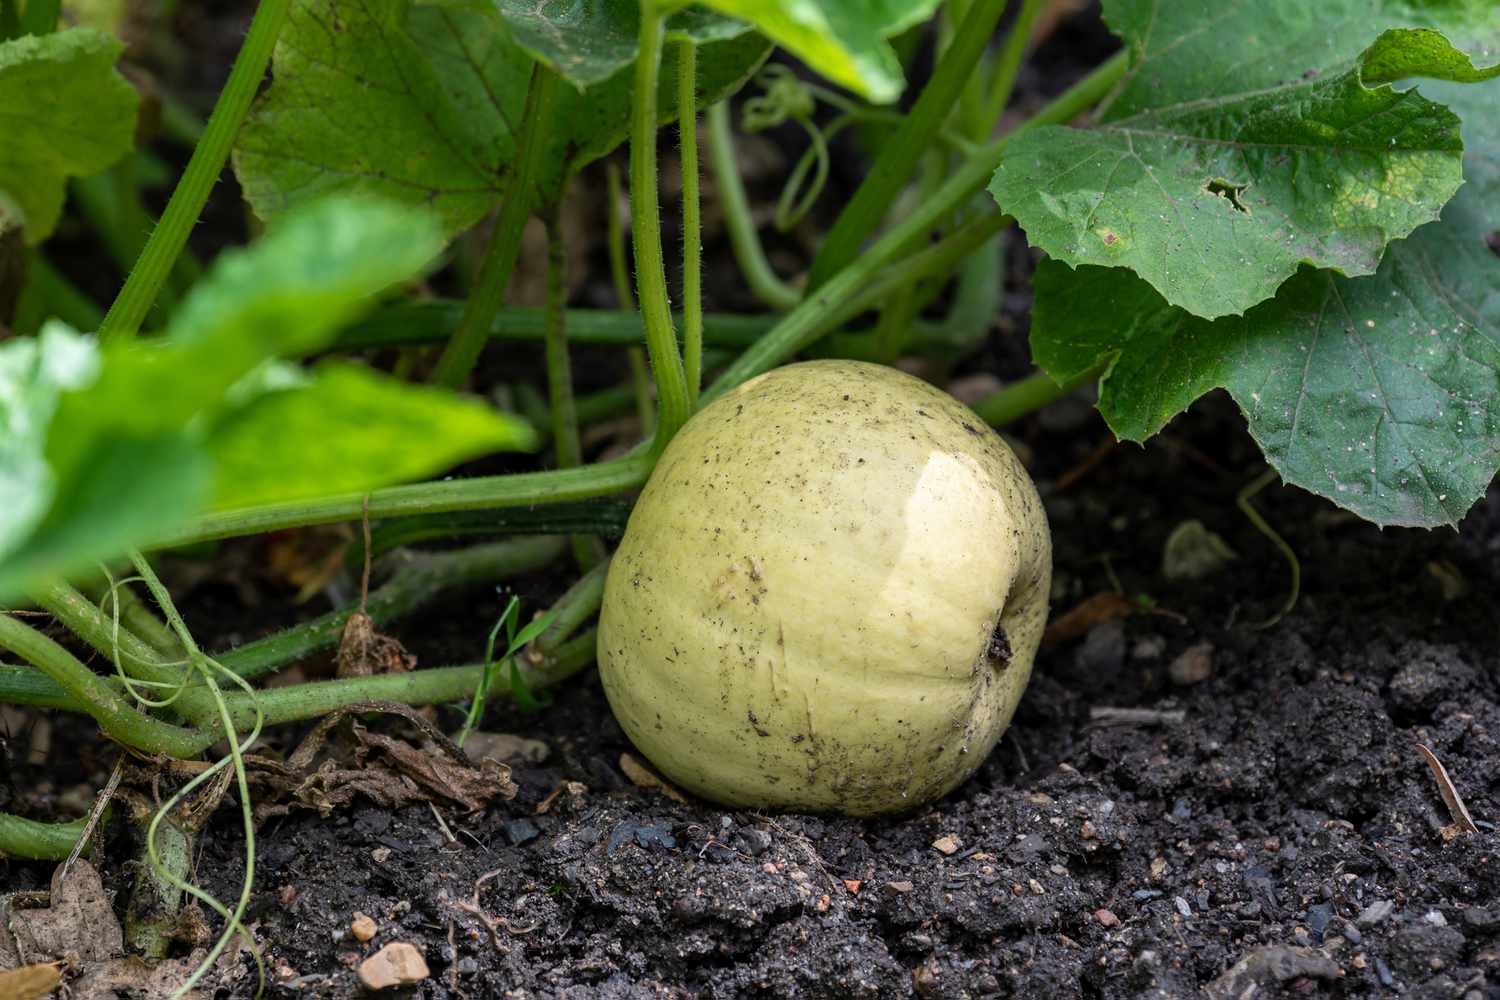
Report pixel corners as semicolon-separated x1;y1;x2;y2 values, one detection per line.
252;701;515;822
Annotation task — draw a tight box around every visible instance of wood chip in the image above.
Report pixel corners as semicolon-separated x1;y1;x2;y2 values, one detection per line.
931;835;959;855
0;963;62;1000
1043;592;1135;647
618;753;687;803
357;942;429;991
1417;743;1480;835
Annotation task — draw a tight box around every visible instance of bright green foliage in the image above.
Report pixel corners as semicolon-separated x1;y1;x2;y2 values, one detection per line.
0;325;102;558
1029;83;1500;529
697;0;937;102
208;363;536;508
990;2;1500;320
0;28;138;243
495;0;750;87
0;196;535;602
233;0;768;232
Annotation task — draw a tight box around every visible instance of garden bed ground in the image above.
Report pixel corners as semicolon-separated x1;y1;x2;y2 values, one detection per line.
6;4;1500;997
7;394;1500;999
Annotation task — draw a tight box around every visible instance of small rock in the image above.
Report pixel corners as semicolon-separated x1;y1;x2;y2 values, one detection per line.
1161;520;1237;581
462;732;549;764
885;881;915;894
738;828;773;856
931;835;959;855
1357;900;1395;927
1306;902;1334;941
1094;908;1120;927
1174;896;1192;917
503;818;540;846
1205;945;1340;999
1374;956;1394;987
350;913;377;943
1168;642;1214;686
843;879;861;895
1424;909;1448;927
1076;621;1126;678
370;847;392;864
357;942;429;991
1462;907;1497;928
1132;636;1167;660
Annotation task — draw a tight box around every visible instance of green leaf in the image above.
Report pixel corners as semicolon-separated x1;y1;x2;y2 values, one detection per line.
0;324;100;557
0;196;455;601
0;28;138;243
1030;83;1500;528
697;0;937;103
233;0;768;231
990;1;1500;320
0;324;209;604
43;194;446;485
495;0;750;88
206;362;538;509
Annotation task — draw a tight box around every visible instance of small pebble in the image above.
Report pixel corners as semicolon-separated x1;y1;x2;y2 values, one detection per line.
1173;896;1192;917
1357;900;1395;927
504;818;540;846
1168;643;1214;686
931;835;959;855
350;913;377;943
1306;902;1334;940
357;942;429;991
1094;908;1119;927
739;828;773;856
1374;956;1394;987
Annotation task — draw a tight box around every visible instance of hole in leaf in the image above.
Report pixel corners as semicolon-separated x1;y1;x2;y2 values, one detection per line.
1205;179;1250;214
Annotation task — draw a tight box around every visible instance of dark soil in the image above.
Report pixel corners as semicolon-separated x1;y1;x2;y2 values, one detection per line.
8;4;1500;999
9;396;1500;1000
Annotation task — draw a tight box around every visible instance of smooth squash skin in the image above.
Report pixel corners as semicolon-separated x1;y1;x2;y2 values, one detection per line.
598;360;1051;816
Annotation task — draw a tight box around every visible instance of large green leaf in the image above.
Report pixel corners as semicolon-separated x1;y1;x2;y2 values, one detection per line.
990;2;1500;320
233;0;768;232
495;0;750;88
0;196;525;602
207;362;536;508
0;28;138;244
1029;81;1500;528
697;0;936;103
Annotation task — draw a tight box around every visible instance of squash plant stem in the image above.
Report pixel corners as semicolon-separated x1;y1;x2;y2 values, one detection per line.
972;364;1105;427
705;102;801;311
978;0;1047;138
678;39;704;408
631;0;693;445
150;54;1126;549
708;51;1128;394
605;163;657;433
97;0;292;343
0;813;90;862
0;614;203;756
432;64;561;389
804;0;1012;291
